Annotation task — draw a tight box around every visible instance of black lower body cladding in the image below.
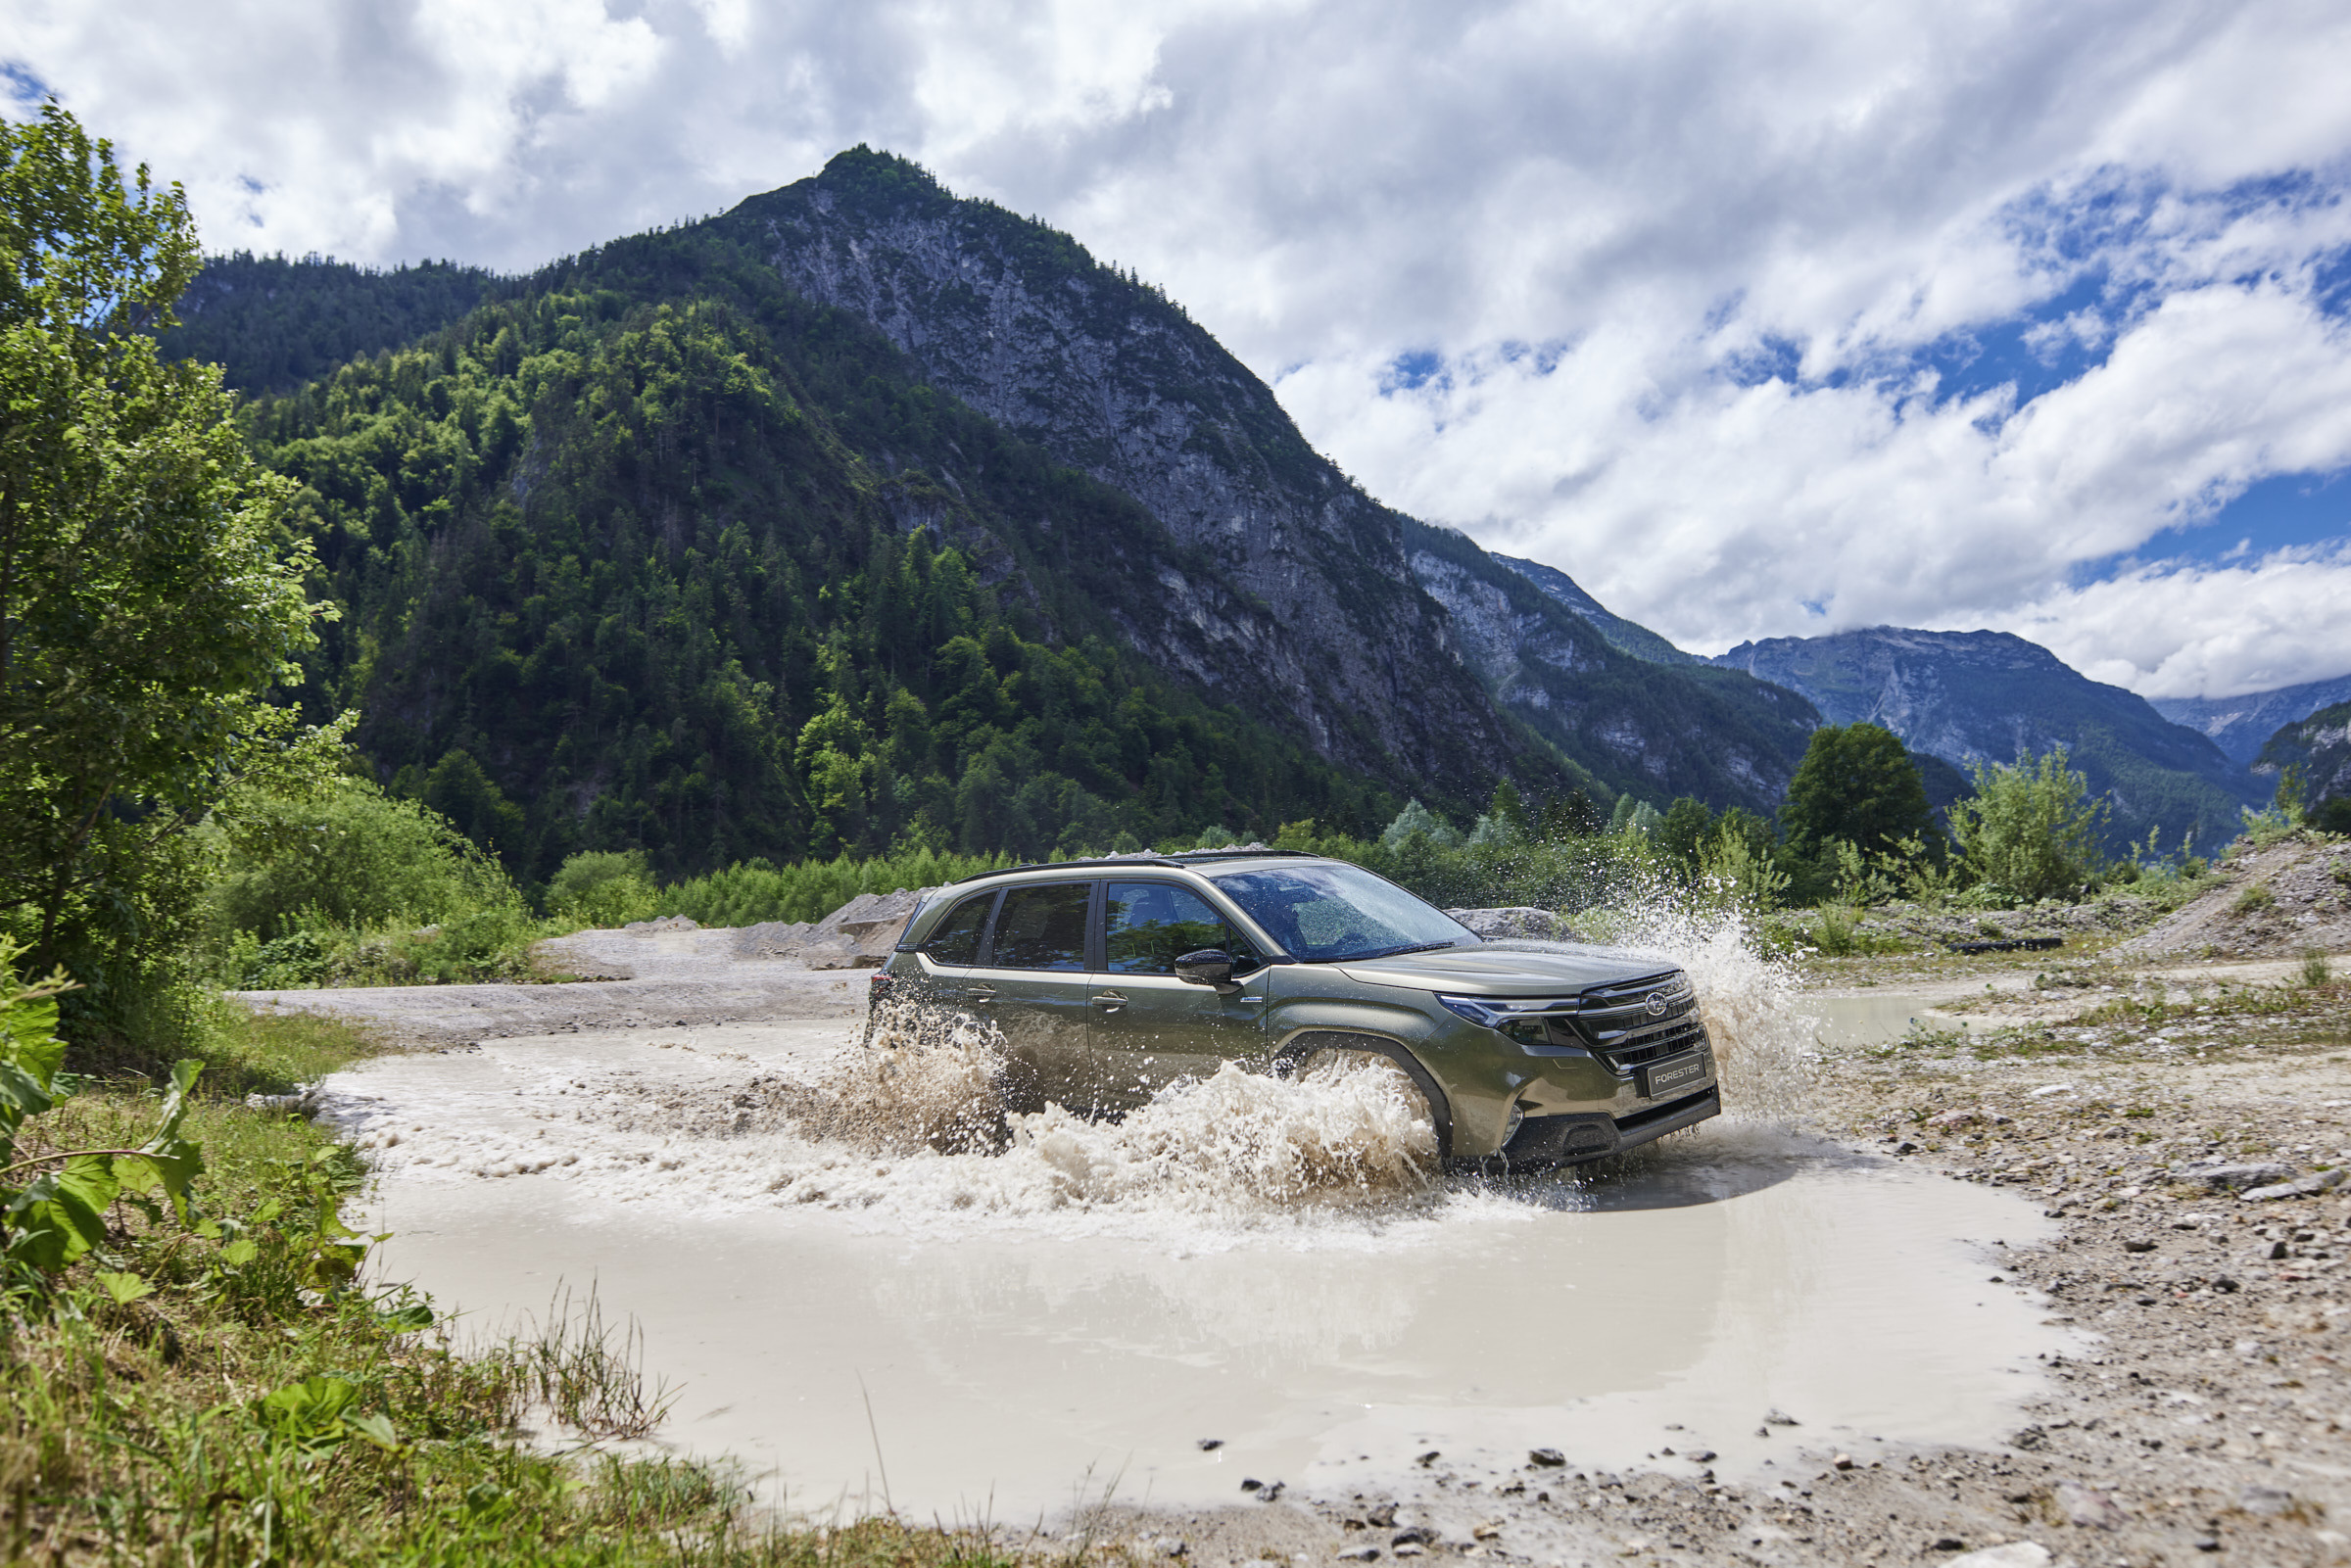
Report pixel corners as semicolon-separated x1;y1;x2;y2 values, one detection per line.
1499;1086;1723;1169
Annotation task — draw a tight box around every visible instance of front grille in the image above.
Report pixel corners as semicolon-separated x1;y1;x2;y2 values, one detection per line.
1564;970;1707;1070
1595;1015;1707;1070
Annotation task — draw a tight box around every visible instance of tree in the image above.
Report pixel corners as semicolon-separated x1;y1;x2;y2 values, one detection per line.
1947;745;2106;903
0;105;343;1007
1778;724;1937;861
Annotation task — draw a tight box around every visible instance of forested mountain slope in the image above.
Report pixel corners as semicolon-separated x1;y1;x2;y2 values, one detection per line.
720;149;1818;810
187;148;1829;881
165;252;510;392
1712;628;2262;851
236;246;1402;881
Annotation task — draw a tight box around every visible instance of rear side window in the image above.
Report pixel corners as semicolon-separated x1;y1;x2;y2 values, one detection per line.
1104;881;1249;974
924;891;997;966
989;883;1092;971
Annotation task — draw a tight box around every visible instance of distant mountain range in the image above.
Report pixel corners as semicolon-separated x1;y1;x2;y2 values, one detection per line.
2150;675;2351;765
2255;701;2351;806
1707;628;2264;852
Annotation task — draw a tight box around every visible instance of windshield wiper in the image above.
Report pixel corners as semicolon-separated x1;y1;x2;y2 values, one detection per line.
1341;939;1464;962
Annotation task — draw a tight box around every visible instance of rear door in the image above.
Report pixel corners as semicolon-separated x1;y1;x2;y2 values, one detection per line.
1085;879;1271;1103
967;880;1099;1112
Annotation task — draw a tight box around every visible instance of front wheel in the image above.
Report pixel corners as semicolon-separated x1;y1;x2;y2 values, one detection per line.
1275;1033;1452;1164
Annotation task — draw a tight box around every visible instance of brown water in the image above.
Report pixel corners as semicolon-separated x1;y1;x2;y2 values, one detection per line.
331;991;2069;1521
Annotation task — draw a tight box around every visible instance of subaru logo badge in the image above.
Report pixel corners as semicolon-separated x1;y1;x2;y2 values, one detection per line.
1645;989;1670;1017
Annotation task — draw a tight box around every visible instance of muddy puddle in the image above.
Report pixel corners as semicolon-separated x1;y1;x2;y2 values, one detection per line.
325;985;2071;1522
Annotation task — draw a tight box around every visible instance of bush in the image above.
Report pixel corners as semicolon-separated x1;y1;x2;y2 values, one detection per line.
1947;746;2106;904
210;783;517;941
547;851;660;927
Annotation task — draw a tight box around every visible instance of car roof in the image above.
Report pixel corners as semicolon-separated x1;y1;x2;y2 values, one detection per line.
945;849;1324;884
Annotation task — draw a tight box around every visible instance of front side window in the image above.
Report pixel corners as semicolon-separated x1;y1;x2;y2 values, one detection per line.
1210;862;1474;963
988;882;1092;971
1103;881;1254;974
924;890;998;966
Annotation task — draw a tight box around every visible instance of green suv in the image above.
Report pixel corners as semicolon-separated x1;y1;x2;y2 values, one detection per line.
872;851;1719;1167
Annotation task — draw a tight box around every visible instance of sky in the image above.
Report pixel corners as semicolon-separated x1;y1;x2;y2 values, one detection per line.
9;0;2351;700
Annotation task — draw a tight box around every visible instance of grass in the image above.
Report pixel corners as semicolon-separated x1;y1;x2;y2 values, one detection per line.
5;1005;1025;1568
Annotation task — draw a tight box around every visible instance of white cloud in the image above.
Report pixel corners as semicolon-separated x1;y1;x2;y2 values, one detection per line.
1998;546;2351;698
10;0;2351;695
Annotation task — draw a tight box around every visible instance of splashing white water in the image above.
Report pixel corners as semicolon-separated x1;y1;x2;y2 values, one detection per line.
1564;887;1816;1125
326;897;1817;1243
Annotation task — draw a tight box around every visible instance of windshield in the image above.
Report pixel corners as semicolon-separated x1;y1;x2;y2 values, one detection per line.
1209;862;1477;963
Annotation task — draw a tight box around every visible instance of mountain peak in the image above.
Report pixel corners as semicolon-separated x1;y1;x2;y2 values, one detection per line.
813;146;951;209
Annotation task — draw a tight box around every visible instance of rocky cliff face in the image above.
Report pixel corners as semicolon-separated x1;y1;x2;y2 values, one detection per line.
720;150;1813;811
721;153;1509;800
1712;628;2262;849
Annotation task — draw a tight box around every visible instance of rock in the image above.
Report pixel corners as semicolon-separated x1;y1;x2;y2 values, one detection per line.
1947;1546;2051;1568
1763;1408;1799;1426
2186;1161;2295;1191
1257;1481;1284;1502
623;915;700;933
2243;1169;2345;1202
2008;1425;2047;1450
1389;1528;1432;1547
2055;1480;2129;1530
1927;1109;1981;1128
2238;1484;2295;1516
1832;1453;1855;1470
1445;907;1564;941
1240;1479;1262;1493
1415;1450;1441;1467
1336;1548;1379;1562
1527;1448;1566;1466
2123;1237;2156;1253
1196;1438;1223;1450
1154;1538;1188;1557
2029;1084;2076;1097
1365;1504;1397;1528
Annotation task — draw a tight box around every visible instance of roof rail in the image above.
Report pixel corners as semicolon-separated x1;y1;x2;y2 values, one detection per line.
946;848;1319;885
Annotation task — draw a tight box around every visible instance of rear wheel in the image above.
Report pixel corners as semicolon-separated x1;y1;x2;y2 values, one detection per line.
1277;1034;1451;1163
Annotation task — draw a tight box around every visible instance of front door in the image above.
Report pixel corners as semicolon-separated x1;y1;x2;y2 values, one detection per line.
1086;879;1271;1105
967;880;1098;1112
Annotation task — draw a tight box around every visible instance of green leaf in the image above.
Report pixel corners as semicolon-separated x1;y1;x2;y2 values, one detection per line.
262;1374;359;1426
7;1154;121;1269
92;1269;153;1306
377;1303;434;1332
216;1237;258;1267
345;1410;400;1450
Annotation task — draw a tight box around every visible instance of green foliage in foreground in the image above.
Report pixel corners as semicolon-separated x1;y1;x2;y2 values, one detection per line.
0;106;349;1045
2;982;1017;1567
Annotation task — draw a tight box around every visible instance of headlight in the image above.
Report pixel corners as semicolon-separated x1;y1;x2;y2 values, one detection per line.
1437;994;1508;1027
1436;995;1574;1047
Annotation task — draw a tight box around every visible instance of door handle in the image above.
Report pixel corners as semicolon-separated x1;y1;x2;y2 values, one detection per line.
964;985;996;1001
1091;992;1127;1013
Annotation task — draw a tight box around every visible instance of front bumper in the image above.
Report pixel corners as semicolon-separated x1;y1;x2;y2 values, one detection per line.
1498;1084;1723;1168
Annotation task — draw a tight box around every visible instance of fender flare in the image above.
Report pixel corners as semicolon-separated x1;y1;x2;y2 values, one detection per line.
1273;1029;1456;1164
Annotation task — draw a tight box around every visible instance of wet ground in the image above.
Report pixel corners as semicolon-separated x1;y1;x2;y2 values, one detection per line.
323;996;2062;1527
296;929;2351;1564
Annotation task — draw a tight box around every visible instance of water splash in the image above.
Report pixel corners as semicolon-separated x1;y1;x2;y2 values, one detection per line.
1566;886;1816;1125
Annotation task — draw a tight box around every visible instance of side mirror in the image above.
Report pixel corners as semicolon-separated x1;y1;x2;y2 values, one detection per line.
1174;948;1240;993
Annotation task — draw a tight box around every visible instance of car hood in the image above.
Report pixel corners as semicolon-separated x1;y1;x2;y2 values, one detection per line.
1330;940;1675;997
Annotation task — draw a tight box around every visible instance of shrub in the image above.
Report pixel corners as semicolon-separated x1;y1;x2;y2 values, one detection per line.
1947;746;2106;904
2301;948;2332;988
547;850;660;927
209;783;516;941
2234;884;2278;915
